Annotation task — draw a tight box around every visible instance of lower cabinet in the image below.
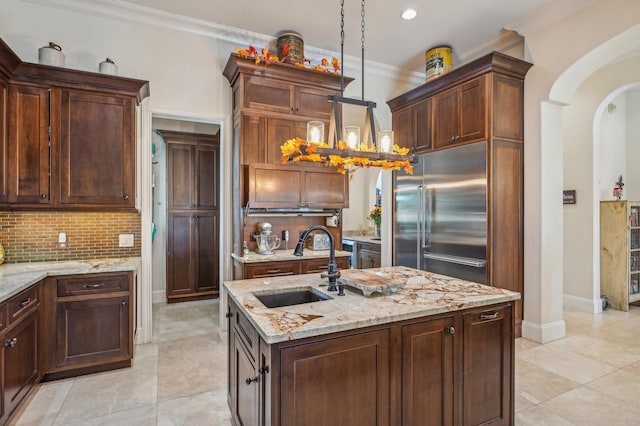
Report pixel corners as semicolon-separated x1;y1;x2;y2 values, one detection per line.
41;272;133;380
357;241;382;269
0;283;40;426
227;297;514;426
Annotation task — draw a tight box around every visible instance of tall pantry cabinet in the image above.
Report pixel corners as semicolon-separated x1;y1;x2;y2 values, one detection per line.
600;200;640;311
160;130;220;303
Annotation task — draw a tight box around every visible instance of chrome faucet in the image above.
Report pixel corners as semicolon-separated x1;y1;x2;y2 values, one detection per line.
294;225;344;296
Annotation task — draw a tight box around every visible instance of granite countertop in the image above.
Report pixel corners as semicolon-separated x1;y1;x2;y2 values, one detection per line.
0;257;141;302
223;266;520;344
231;249;351;264
342;235;382;244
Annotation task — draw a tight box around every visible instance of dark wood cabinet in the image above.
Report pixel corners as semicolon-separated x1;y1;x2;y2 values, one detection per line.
388;52;531;336
40;272;133;380
0;37;148;211
462;304;513;426
227;297;514;426
0;79;8;203
59;89;135;208
357;241;382;269
432;76;487;149
280;329;391;425
401;316;454;426
167;212;219;301
7;84;50;206
246;163;349;209
238;256;349;279
162;130;220;303
0;282;40;426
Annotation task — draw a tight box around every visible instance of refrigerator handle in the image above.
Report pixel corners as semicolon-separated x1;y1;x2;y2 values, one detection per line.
425;187;433;249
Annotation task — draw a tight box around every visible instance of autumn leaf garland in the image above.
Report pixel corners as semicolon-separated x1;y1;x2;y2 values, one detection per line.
235;45;340;73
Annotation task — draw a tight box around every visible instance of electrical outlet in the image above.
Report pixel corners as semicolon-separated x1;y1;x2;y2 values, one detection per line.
119;234;134;247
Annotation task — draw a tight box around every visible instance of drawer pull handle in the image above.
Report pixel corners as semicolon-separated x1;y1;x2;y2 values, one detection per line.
83;283;105;289
266;269;281;274
245;376;259;385
19;298;31;307
479;312;499;320
5;337;17;348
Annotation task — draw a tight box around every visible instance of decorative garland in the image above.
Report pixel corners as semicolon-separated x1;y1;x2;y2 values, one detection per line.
235;46;340;74
280;138;414;176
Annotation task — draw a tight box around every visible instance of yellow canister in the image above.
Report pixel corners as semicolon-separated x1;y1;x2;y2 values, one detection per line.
425;46;452;82
277;32;304;64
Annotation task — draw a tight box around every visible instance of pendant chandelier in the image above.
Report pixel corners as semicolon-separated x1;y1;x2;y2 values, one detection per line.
280;0;413;175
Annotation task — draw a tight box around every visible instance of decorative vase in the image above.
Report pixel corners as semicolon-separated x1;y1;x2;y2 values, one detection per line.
374;224;381;238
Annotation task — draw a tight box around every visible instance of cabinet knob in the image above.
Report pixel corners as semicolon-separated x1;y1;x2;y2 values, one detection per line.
258;366;269;375
121;300;127;307
123;194;129;200
5;337;17;348
245;376;259;385
445;326;455;335
451;136;456;141
40;194;47;199
225;312;233;318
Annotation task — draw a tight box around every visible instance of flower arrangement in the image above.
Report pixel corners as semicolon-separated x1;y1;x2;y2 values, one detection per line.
280;138;413;176
368;205;382;228
235;45;340;73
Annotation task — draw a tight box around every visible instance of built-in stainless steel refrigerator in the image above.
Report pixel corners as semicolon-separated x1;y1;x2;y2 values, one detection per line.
393;141;488;284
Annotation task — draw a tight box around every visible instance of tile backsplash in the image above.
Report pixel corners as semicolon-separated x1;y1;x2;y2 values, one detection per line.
0;212;141;263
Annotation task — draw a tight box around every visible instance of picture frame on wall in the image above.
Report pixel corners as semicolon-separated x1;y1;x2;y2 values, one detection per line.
563;190;576;204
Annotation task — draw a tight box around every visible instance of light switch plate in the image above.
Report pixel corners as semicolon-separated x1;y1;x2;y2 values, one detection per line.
119;234;134;247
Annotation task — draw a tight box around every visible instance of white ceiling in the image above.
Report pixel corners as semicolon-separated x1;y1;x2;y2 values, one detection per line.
123;0;595;73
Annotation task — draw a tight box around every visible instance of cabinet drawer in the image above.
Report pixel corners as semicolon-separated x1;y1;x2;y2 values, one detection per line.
8;284;39;325
56;274;129;297
302;257;349;274
245;262;301;279
232;301;259;362
358;241;381;253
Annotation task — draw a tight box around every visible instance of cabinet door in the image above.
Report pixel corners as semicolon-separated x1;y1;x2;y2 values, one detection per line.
0;80;7;204
8;84;50;204
413;97;432;152
196;144;218;210
194;212;218;293
56;296;129;367
241;114;266;165
266;118;299;164
302;167;349;208
2;310;38;424
59;90;135;208
167;143;195;210
248;164;302;208
167;212;195;297
302;257;349;274
402;316;454;426
432;87;458;149
280;329;390;426
244;75;293;114
462;305;512;426
457;76;487;144
232;330;259;426
357;248;381;269
392;106;414;151
295;86;335;119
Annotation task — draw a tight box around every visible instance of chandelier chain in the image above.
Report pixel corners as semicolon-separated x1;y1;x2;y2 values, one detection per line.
361;0;365;100
340;0;345;96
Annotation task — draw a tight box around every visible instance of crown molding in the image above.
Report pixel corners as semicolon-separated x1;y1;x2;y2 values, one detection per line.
23;0;425;86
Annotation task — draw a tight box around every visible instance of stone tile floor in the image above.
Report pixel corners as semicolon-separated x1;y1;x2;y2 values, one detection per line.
9;300;640;425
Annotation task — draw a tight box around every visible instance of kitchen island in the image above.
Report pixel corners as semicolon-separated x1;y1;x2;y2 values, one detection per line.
224;266;519;426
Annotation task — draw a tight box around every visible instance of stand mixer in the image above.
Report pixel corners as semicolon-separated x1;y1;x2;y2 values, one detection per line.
255;222;281;255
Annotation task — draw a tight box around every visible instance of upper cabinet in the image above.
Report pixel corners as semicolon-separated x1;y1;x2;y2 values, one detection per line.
0;37;149;211
388;52;530;154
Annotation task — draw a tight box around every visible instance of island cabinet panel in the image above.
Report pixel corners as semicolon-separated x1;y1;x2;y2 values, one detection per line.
279;329;390;426
357;241;382;269
240;257;349;279
461;304;513;426
401;317;454;426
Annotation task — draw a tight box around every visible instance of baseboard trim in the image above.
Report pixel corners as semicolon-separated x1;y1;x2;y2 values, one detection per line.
521;319;566;343
563;293;602;314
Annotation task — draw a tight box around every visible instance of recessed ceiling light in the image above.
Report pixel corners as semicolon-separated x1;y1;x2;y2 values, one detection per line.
401;9;417;20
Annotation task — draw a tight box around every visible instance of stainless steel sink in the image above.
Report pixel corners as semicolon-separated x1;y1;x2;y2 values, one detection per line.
253;288;332;308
